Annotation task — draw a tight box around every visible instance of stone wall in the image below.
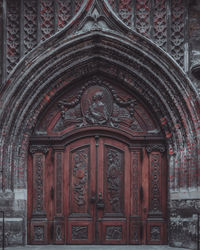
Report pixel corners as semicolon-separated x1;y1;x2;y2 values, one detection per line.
169;199;200;249
0;191;26;246
189;0;200;93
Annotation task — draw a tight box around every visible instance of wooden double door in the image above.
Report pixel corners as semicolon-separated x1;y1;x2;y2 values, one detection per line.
28;136;167;245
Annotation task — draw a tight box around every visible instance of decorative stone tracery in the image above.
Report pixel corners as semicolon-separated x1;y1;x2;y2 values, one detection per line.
0;0;190;83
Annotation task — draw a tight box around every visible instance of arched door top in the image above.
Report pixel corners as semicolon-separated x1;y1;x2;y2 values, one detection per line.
33;76;163;140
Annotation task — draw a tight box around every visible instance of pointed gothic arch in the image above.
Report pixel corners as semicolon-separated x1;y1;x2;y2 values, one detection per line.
0;0;199;246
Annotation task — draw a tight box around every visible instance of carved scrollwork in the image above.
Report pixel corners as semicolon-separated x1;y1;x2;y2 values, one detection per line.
150;225;161;241
72;226;88;240
145;144;165;153
149;153;162;214
29;145;49;155
34;226;44;241
106;226;122;240
56;77;138;131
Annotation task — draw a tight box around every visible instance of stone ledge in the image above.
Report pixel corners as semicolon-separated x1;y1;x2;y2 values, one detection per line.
170;189;200;200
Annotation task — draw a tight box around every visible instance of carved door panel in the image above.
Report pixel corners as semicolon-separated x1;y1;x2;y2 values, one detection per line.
96;138;130;244
64;137;144;244
28;138;167;245
64;137;96;244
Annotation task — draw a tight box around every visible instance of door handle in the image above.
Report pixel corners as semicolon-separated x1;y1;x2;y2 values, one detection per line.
96;192;104;209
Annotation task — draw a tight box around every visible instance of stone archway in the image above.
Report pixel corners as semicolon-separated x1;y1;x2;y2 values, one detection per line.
27;75;168;244
0;0;199;247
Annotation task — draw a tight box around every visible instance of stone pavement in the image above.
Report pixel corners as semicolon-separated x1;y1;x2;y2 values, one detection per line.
5;245;189;250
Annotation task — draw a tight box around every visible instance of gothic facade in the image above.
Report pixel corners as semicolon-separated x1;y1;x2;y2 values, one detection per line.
0;0;199;249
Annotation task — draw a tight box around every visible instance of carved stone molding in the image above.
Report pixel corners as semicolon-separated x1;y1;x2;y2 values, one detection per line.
170;199;200;211
146;144;166;153
191;64;200;80
29;145;49;155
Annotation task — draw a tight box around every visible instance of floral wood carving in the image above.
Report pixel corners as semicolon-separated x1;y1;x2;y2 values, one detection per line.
72;226;88;240
106;226;122;240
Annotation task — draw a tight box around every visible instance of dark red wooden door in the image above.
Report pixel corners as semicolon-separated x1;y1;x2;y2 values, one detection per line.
28;136;167;245
64;137;134;244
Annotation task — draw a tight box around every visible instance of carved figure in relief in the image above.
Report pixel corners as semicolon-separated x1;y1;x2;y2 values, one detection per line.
107;149;122;212
73;150;88;207
54;80;145;132
85;91;109;125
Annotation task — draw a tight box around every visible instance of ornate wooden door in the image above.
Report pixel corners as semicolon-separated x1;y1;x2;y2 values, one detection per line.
28;136;167;245
28;77;167;245
65;137;132;244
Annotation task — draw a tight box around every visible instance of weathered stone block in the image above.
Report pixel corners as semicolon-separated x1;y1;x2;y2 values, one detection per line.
0;219;25;246
169;199;200;250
